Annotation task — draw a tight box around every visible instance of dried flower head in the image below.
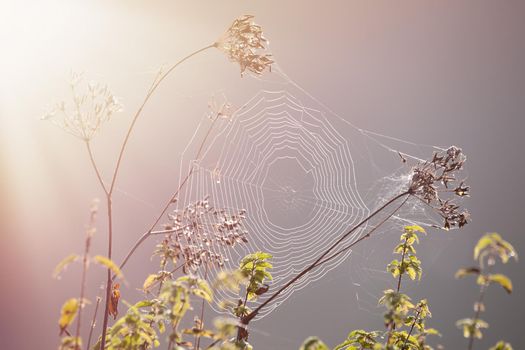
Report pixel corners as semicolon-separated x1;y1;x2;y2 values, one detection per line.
215;15;273;76
154;196;248;274
408;146;470;230
42;72;122;141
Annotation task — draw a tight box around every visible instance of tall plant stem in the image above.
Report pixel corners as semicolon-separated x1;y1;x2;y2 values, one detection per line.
312;196;409;269
98;44;215;350
242;191;411;325
85;141;108;195
468;284;487;350
403;307;421;350
74;219;94;349
107;44;214;196
87;296;102;350
100;196;113;350
387;235;409;343
195;263;210;350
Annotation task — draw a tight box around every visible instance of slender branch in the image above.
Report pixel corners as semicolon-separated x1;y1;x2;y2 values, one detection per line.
205;339;221;349
242;191;411;324
108;44;214;196
403;307;422;350
74;210;95;349
468;284;487;350
195;263;210;350
313;196;409;269
98;44;215;350
100;197;113;349
115;115;220;278
87;296;102;350
85;141;108;195
396;238;407;293
387;234;409;343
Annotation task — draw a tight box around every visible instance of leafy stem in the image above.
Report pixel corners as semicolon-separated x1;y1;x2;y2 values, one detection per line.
403;307;422;350
468;280;487;350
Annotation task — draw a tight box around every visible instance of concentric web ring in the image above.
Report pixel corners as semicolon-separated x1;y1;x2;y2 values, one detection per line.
170;65;458;319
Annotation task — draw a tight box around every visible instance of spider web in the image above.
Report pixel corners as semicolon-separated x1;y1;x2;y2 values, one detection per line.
169;64;454;319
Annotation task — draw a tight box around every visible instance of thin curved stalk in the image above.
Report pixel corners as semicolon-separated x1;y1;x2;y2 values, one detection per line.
115;114;220;277
243;191;411;325
108;44;214;196
87;296;102;350
99;44;215;350
85;141;108;195
313;195;410;269
468;284;487;350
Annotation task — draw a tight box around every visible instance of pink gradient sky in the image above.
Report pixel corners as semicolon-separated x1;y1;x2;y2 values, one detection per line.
1;1;525;349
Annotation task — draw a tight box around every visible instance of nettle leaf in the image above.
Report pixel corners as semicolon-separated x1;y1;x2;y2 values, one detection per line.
193;279;213;302
53;254;80;279
143;274;159;292
214;270;247;292
59;298;79;335
474;235;494;260
405;225;426;234
474;233;518;264
490;341;514;350
59;336;82;350
334;330;379;350
133;300;155;309
488;273;513;294
455;267;481;279
456;318;489;339
93;255;124;279
299;336;330;350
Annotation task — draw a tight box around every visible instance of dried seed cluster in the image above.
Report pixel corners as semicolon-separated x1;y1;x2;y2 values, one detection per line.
215;15;273;76
156;197;248;274
43;72;122;141
409;146;470;230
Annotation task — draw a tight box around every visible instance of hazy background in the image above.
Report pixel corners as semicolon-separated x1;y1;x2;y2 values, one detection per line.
1;1;524;349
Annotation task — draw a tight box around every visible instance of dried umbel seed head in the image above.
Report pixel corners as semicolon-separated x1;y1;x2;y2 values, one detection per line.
408;146;470;230
42;72;122;141
215;15;273;76
155;196;249;274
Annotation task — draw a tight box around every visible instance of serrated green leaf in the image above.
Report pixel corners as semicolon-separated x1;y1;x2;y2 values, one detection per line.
93;255;123;278
59;298;79;334
53;254;79;279
488;273;513;293
455;267;481;279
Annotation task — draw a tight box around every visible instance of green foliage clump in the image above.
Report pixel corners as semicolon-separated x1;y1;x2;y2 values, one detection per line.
455;233;517;349
330;225;438;350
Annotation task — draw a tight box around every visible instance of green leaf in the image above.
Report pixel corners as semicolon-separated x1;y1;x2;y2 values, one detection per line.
59;298;79;334
405;225;426;234
455;267;481;279
490;341;514;350
93;255;123;278
299;337;329;350
53;254;79;279
474;235;494;260
143;274;159;292
488;273;513;294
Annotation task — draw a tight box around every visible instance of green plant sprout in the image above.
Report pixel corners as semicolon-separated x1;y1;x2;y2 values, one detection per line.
455;233;518;350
